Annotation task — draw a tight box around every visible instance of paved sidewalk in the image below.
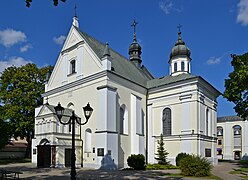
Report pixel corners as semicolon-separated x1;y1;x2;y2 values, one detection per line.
0;162;243;179
211;161;242;180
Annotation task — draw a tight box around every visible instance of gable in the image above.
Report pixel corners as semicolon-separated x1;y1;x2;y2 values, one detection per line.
36;105;54;118
46;26;103;91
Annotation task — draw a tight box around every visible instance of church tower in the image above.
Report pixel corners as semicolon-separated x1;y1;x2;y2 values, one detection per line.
169;25;191;76
129;18;142;68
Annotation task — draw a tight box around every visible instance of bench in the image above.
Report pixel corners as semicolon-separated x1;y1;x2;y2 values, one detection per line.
0;169;23;179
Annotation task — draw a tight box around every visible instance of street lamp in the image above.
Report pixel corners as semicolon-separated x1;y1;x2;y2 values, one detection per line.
54;102;93;180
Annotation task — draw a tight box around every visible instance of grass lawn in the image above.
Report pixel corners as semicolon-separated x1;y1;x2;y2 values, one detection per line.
229;167;248;179
0;158;31;165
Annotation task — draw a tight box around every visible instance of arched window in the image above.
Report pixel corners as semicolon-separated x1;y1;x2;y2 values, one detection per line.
85;128;92;153
120;105;129;135
120;107;124;134
206;109;209;136
233;125;241;136
217;126;223;136
181;62;185;71
174;62;177;72
162;108;171;136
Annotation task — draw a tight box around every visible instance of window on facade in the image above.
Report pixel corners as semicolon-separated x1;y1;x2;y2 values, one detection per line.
181;62;185;71
162;108;172;136
218;140;222;145
85;128;92;153
206;109;209;136
120;107;124;134
205;148;211;157
70;60;76;74
233;125;241;136
217;126;223;136
174;62;177;72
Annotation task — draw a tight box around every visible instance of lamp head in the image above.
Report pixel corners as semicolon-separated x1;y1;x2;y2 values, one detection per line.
54;102;65;120
83;103;93;120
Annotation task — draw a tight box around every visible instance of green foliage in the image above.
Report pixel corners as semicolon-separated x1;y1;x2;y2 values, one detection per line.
175;152;190;166
179;154;212;177
155;134;169;165
25;0;66;7
146;163;177;170
0;118;11;150
127;154;146;170
0;63;53;154
224;53;248;119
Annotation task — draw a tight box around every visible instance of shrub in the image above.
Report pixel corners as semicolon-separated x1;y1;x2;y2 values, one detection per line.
127;154;146;170
179;154;212;177
175;152;190;166
239;160;248;167
146;163;177;170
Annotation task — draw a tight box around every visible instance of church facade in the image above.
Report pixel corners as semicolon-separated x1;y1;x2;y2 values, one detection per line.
31;16;221;169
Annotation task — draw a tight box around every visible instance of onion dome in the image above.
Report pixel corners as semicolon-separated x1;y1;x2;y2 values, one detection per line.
170;31;191;59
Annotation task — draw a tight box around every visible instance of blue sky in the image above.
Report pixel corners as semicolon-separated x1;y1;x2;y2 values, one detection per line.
0;0;247;117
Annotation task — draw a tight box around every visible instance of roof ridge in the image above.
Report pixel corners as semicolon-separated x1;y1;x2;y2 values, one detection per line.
75;27;130;61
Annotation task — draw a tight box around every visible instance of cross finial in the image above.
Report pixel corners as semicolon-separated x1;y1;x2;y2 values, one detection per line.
177;24;182;33
131;18;138;42
74;4;77;17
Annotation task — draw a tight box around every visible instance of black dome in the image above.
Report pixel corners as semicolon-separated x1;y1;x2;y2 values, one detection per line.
170;32;191;59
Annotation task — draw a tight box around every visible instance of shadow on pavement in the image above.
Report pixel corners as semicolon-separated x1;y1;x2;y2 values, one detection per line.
1;164;183;179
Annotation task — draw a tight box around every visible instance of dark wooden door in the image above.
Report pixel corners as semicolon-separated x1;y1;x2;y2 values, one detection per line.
65;148;72;167
37;145;51;168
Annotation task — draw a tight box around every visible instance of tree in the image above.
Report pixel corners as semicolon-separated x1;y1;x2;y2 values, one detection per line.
155;134;169;165
224;53;248;119
25;0;66;7
0;63;53;156
0;105;12;150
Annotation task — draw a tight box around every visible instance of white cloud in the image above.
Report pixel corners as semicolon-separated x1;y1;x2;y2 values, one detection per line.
20;44;32;52
0;29;26;47
237;0;248;25
159;0;173;14
206;57;221;65
159;0;182;15
53;35;66;45
0;57;32;73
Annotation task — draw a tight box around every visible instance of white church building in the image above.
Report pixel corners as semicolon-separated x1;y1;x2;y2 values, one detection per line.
32;16;221;169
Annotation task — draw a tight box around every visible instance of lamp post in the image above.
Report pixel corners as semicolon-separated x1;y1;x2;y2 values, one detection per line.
54;102;93;180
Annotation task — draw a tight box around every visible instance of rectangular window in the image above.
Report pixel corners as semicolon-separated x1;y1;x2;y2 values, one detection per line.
70;60;76;74
218;140;222;145
205;148;211;157
97;148;104;156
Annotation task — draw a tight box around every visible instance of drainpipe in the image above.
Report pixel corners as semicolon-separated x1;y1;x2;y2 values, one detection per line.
145;89;148;164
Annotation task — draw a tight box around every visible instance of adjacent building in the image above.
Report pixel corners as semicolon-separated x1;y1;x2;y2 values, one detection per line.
32;16;221;169
217;116;248;160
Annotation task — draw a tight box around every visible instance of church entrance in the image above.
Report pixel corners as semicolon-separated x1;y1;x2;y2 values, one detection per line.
234;151;241;160
65;148;72;167
37;145;51;168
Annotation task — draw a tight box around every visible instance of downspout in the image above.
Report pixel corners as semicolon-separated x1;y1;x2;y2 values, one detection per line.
145;89;148;164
